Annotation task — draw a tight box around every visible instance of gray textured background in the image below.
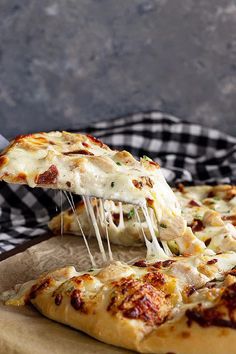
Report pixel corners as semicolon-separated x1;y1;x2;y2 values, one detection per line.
0;0;236;139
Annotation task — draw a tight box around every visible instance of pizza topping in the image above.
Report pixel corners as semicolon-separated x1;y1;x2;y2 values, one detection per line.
185;285;196;297
150;260;176;269
188;200;201;207
222;215;236;226
108;278;171;326
63;149;94;156
82;142;90;148
146;198;154;207
207;259;218;265
177;183;185;193
29;278;52;299
160;223;167;228
70;289;84;311
132;179;143;190
86;134;108;149
16;172;27;182
141;176;154;188
127;208;135;219
190;219;204;232
66;181;71;188
132;177;154;190
55;293;63;305
205;238;211;246
35;165;58;185
143;271;166;287
186;282;236;329
133;260;147;267
149;161;160;168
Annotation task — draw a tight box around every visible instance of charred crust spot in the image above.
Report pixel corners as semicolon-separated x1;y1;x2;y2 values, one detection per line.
107;278;171;326
133;260;147;267
207;259;218;265
132;179;143;190
14;133;33;142
35;165;58;185
188;199;200;207
82;142;90;148
70;289;83;311
55;293;63;305
0;156;8;168
190;219;204;232
181;331;191;338
66;181;71;188
143;272;166;287
63;149;94;156
30;278;52;299
16;172;27;182
72;274;93;283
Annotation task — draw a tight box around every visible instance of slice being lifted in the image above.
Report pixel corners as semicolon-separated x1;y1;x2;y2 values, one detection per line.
2;252;236;354
0;131;186;242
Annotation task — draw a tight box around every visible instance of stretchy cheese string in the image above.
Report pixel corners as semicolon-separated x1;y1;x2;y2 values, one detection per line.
99;198;113;261
64;192;97;267
60;190;64;238
83;196;107;262
134;208;163;259
141;205;168;259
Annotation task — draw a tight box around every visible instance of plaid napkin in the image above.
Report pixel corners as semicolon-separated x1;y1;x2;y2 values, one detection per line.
0;112;235;253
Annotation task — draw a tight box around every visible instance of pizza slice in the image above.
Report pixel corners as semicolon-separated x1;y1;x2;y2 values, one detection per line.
0;131;186;243
48;197;206;256
2;252;236;354
48;185;236;255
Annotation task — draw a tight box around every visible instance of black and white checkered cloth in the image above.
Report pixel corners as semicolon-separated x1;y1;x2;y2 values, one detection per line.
0;112;236;253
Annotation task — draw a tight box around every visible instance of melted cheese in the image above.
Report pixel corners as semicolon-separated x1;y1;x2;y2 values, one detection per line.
0;131;186;243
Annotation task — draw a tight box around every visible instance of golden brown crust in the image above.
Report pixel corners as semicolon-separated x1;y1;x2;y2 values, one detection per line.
3;255;236;354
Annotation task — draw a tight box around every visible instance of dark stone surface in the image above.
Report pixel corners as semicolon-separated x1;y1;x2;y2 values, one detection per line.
0;0;235;139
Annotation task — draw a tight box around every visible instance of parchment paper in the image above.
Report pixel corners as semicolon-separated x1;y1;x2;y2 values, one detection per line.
0;235;146;354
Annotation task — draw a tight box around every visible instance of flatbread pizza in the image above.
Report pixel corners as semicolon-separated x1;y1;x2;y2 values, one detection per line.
2;252;236;354
1;131;236;353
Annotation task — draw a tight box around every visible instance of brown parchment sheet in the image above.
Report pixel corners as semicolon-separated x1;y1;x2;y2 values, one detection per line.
0;234;146;354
